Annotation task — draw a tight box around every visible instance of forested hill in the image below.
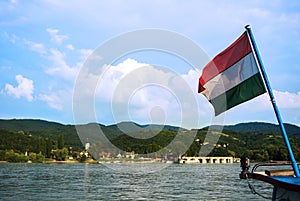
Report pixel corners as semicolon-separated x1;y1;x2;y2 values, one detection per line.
222;122;300;135
1;119;300;143
0;119;188;149
1;119;300;161
107;121;187;132
0;119;80;147
0;119;64;132
2;119;299;134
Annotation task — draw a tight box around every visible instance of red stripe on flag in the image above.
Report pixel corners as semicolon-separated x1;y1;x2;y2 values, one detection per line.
199;32;252;93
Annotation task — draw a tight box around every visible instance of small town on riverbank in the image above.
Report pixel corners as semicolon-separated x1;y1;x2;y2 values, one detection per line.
1;119;300;164
0;137;240;164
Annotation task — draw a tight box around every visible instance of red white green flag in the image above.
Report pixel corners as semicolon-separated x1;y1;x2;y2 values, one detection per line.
198;32;266;115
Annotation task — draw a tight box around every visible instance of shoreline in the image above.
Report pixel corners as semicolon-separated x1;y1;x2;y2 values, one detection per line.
0;158;164;164
0;159;98;164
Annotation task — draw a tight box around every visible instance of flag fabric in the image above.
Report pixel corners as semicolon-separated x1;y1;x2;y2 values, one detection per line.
198;32;266;115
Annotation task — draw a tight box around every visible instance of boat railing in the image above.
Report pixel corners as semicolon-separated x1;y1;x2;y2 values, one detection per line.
240;161;300;179
251;162;300;174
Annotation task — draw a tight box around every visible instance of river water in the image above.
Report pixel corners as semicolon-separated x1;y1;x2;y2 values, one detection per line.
0;162;273;200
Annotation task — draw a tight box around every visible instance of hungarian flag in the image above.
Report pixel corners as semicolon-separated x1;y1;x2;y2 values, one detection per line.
198;32;266;115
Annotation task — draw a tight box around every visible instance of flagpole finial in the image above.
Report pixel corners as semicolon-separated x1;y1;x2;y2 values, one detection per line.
245;24;250;29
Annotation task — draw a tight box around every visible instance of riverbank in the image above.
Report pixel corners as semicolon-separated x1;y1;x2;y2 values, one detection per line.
0;158;163;164
0;158;98;164
98;158;158;164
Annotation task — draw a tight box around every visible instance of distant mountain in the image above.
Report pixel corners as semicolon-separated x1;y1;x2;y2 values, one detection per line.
1;119;299;136
0;119;186;150
0;119;130;148
0;119;64;132
0;119;83;148
1;119;300;161
107;121;187;133
222;122;300;135
1;119;300;151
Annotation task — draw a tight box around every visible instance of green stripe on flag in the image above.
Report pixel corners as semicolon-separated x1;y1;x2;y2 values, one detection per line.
210;73;266;115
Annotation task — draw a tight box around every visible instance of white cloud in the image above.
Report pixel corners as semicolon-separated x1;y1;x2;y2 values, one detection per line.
23;39;46;55
45;47;94;82
91;58;200;127
275;90;300;109
5;75;34;101
38;93;63;110
3;32;46;55
46;28;68;45
46;48;79;81
2;32;18;44
77;48;93;61
38;88;73;111
66;44;74;50
95;58;151;102
218;88;300;126
232;90;300;112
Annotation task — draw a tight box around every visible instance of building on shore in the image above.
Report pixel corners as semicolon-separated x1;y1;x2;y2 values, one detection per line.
179;156;239;164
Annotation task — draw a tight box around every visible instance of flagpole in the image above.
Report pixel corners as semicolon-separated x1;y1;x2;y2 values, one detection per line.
245;25;300;177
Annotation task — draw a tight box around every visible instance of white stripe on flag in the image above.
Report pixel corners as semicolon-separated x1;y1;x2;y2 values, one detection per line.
201;52;259;100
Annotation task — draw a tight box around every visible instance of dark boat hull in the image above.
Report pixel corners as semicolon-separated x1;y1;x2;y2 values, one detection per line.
273;186;300;201
240;163;300;200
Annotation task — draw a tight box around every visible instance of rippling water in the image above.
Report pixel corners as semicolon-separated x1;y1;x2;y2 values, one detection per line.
0;163;273;200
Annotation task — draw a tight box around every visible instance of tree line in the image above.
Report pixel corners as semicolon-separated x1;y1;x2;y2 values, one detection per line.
1;127;300;163
0;129;80;162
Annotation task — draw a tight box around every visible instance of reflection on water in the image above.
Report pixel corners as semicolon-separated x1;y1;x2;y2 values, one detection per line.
0;163;273;200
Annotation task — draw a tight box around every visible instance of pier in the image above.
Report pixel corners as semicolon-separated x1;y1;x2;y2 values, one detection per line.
179;156;237;164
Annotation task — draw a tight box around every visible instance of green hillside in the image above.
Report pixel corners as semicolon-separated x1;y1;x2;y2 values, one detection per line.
223;122;300;135
0;119;64;132
0;129;47;153
1;119;300;162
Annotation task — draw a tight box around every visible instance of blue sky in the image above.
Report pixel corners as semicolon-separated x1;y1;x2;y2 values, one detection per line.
1;0;300;129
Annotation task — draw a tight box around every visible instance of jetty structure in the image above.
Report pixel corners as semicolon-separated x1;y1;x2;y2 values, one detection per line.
179;156;235;164
198;25;300;200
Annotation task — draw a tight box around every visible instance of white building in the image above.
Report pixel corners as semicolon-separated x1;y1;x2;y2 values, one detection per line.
179;156;235;164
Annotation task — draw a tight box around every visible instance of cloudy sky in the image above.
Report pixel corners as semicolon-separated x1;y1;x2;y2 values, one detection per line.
1;0;300;129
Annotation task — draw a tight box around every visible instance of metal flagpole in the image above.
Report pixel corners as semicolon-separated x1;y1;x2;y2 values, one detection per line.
245;25;300;177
